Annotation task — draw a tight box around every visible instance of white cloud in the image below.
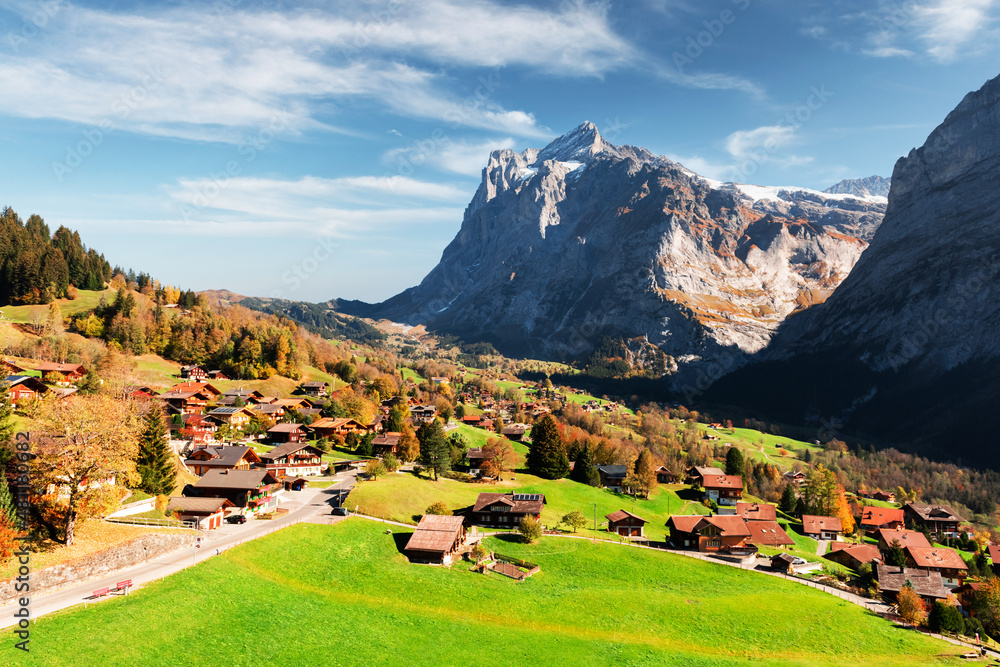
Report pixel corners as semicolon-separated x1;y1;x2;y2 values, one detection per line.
384;137;518;177
912;0;997;62
725;125;798;160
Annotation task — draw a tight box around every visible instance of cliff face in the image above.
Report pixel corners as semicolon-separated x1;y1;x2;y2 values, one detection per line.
344;122;885;368
709;73;1000;468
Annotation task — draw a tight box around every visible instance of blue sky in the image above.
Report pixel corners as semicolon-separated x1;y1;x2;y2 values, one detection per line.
0;0;997;303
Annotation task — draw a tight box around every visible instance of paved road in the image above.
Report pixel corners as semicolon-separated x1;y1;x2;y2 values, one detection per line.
815;539;829;556
0;472;357;628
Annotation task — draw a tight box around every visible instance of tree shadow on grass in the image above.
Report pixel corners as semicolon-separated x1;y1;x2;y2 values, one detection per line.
391;531;414;554
675;488;702;502
490;533;526;545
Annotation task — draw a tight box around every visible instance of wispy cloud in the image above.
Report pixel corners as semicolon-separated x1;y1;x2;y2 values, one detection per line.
383;137;519;177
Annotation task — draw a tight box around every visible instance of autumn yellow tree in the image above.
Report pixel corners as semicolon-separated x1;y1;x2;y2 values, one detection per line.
897;583;928;626
28;394;144;545
482;437;516;479
397;423;420;463
835;484;856;535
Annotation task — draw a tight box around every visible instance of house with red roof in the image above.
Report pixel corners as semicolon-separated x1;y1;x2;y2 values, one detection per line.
605;510;648;538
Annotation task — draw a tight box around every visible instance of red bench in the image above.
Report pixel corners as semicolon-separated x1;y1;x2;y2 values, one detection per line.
92;587;109;599
113;580;132;594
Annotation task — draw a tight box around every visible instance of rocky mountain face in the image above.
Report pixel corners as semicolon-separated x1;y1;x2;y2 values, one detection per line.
824;175;891;198
710;73;1000;468
340;122;887;369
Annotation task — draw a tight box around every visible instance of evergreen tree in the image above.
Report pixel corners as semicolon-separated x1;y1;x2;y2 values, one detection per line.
0;382;15;468
527;415;569;479
0;473;16;527
136;408;176;496
794;496;807;518
571;444;600;487
357;432;375;458
725;446;745;477
417;419;451;480
386;406;404;433
779;483;797;515
888;539;907;567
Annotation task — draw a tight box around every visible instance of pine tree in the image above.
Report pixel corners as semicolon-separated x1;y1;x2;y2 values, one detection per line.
0;382;15;468
527;415;569;479
779;483;797;515
725;446;745;477
0;473;16;527
417;419;451;480
572;444;600;487
136;407;177;496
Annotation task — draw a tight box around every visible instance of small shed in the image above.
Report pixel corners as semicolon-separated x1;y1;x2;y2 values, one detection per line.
404;514;468;565
167;497;233;530
771;552;797;573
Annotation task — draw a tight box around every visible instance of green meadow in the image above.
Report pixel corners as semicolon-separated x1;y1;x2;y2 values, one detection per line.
8;520;955;666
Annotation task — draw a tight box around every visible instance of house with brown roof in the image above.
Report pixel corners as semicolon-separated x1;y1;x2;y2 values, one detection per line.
4;375;49;407
596;465;628;491
736;502;777;521
655;466;679;484
166;497;233;530
501;424;527;441
876;528;932;553
904;503;965;539
469;492;545;528
782;470;806;486
221;388;265;404
404;514;468;565
372;432;401;456
801;515;843;541
34;362;86;383
606;510;648;538
666;515;753;553
876;564;950;603
260;442;325;477
310;417;367;438
701;475;743;511
188;469;280;514
180;365;207;380
252;403;285;420
267;423;308;444
989;544;1000;577
300;381;329;397
168;381;222;396
0;359;27;375
207;407;255;429
207;370;228;380
159;386;217;415
824;543;881;571
905;546;968;588
178;414;218;443
860;506;905;533
744;520;794;548
184;445;262;477
686;466;724;486
871;490;896;503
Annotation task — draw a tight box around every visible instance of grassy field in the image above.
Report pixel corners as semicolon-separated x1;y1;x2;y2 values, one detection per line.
350;469;712;540
0;289;113;324
7;520;957;666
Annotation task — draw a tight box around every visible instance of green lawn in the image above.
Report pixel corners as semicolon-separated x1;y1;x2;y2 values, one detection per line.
8;520;956;666
0;289;113;324
349;469;711;540
697;424;823;471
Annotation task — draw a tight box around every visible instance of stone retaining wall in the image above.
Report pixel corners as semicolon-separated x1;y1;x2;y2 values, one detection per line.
0;531;195;604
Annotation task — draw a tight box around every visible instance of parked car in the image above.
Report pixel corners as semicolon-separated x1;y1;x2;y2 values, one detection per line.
331;506;349;516
792;557;807;565
227;515;247;524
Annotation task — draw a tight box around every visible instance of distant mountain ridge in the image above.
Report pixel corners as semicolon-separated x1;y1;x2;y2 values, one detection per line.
337;122;887;370
824;175;891;198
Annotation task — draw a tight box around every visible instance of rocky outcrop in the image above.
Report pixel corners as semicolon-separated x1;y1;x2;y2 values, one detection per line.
341;122;885;368
709;73;1000;468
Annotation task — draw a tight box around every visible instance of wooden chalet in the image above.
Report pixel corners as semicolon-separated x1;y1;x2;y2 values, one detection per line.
178;414;218;442
904;503;965;539
990;544;1000;577
404;514;468;565
686;466;724;486
274;397;314;412
180;365;207;380
596;465;627;491
283;476;309;491
801;515;843;541
876;564;950;603
260;442;325;477
466;448;493;476
309;417;367;438
372;432;401;456
34;362;86;382
4;375;49;406
905;546;968;588
168;381;222;397
207;407;255;429
860;507;905;533
410;405;437;424
300;381;329;397
469;492;545;528
876;528;932;552
744;520;795;548
701;474;743;510
771;552;798;574
655;466;679;484
736;502;777;521
667;515;753;554
461;415;483;427
222;388;265;403
870;490;896;503
167;497;233;530
606;510;648;538
501;424;527;441
207;370;229;380
824;543;882;570
184;445;262;476
368;414;385;433
781;470;806;486
252;403;285;420
159;388;215;415
189;469;280;514
0;359;27;375
266;423;308;444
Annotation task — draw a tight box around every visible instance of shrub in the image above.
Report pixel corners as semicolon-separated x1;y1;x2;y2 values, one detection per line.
383;453;400;473
426;501;449;516
441;471;472;483
928;601;963;633
518;516;542;543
